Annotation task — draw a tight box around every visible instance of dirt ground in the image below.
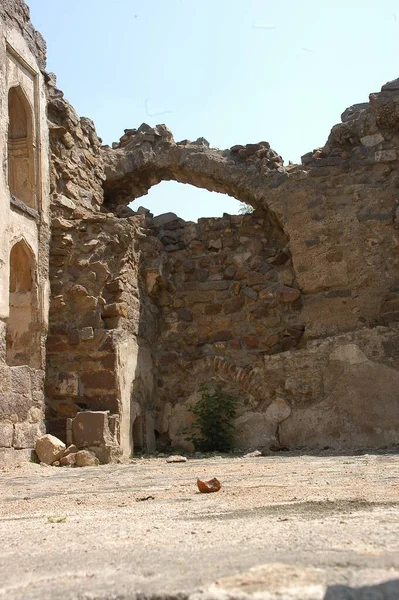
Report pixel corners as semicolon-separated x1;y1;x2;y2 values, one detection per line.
1;452;399;600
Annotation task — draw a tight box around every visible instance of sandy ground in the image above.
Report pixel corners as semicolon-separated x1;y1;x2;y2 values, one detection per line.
1;452;399;599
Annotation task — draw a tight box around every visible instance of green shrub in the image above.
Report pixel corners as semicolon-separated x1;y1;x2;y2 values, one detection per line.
187;383;238;452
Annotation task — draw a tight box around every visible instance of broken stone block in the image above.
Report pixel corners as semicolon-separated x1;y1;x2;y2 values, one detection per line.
60;453;76;466
61;444;78;458
75;450;99;467
35;434;66;465
72;411;113;448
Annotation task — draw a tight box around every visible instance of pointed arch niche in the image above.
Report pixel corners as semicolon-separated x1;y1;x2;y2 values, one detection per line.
6;240;40;367
7;85;36;209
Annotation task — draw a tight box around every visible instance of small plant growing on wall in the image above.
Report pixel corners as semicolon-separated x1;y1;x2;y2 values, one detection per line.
238;202;254;215
187;383;238;452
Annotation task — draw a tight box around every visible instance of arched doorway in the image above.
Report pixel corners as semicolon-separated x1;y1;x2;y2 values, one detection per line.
6;240;39;367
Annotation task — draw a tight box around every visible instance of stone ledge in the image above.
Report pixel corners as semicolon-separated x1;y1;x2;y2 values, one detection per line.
10;195;40;222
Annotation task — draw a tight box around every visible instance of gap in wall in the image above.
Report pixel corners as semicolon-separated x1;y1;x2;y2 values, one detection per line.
129;180;249;222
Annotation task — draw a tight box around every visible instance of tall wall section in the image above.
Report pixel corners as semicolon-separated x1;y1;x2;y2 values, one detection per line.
43;71;155;460
103;96;399;453
0;0;50;464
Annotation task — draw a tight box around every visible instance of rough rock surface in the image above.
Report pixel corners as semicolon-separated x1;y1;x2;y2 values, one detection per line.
35;434;65;465
74;449;99;467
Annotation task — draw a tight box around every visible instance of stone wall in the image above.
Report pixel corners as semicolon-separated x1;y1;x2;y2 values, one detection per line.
103;83;399;453
44;75;399;456
136;209;303;450
0;1;50;464
2;0;399;463
137;207;399;452
46;74;106;219
45;212;156;459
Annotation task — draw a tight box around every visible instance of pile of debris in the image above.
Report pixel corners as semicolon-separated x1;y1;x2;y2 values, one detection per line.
35;434;99;467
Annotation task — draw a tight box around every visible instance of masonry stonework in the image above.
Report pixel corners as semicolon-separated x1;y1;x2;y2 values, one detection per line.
0;0;50;465
0;0;398;465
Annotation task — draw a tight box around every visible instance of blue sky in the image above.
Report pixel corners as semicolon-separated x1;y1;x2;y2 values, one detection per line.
29;0;399;221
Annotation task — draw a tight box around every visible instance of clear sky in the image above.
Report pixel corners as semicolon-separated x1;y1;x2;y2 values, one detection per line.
28;0;399;221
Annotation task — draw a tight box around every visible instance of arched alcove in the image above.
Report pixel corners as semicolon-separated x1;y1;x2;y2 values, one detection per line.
8;86;36;209
6;240;39;367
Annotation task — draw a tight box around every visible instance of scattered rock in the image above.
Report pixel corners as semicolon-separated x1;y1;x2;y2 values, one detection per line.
243;450;262;458
197;477;222;493
35;435;66;465
74;450;100;467
166;455;187;463
60;453;76;467
61;444;78;458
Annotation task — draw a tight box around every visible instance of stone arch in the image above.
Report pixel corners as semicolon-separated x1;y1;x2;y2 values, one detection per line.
6;239;39;367
7;85;36;209
102;124;288;244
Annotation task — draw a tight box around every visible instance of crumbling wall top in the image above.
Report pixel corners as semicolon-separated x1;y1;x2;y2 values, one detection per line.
102;124;286;213
0;0;46;69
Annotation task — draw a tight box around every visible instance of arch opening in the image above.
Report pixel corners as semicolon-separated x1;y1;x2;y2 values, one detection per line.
8;86;36;209
130;180;252;222
6;240;39;367
103;137;287;242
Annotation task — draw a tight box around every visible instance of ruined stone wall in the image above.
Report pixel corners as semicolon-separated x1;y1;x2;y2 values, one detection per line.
0;1;50;464
46;76;106;219
103;84;399;453
45;212;157;459
137;210;303;450
2;0;399;463
138;207;399;452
